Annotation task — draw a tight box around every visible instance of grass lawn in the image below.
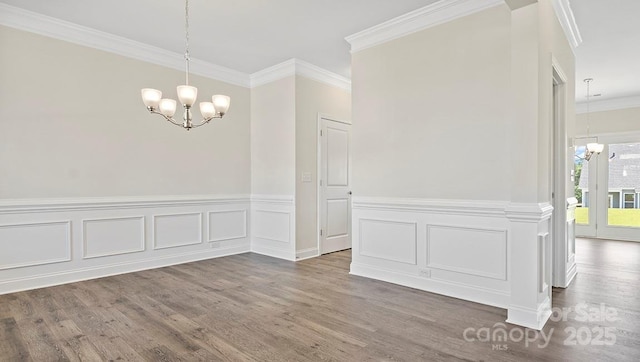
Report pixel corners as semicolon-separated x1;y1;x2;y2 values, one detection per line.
575;207;640;227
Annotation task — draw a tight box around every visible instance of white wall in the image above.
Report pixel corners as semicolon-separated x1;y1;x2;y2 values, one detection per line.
575;106;640;136
0;25;253;293
0;25;251;199
250;76;297;260
295;76;351;256
351;5;511;201
349;0;574;330
250;76;296;196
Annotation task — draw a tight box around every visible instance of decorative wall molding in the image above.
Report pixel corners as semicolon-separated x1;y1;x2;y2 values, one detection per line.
504;202;554;222
83;216;146;258
359;219;418;265
576;95;640;114
426;224;508;281
0;221;71;270
352;197;508;217
250;59;351;92
345;0;504;53
153;213;203;250
250;195;296;261
0;195;251;294
0;194;251;214
0;3;250;88
550;0;582;49
208;210;247;242
351;196;512;310
352;196;557;329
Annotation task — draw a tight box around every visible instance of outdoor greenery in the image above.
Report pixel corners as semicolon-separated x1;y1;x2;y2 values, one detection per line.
574;161;583;204
575;207;640;227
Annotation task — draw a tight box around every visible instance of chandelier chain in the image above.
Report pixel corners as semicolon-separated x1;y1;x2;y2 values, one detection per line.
185;0;190;85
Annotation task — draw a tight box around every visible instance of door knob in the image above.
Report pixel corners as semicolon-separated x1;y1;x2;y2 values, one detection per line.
348;191;352;195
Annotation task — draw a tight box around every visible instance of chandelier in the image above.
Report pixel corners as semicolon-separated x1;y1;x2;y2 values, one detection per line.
140;0;230;130
583;78;603;161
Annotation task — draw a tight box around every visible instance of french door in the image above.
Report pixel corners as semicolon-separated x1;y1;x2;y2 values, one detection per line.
575;134;640;241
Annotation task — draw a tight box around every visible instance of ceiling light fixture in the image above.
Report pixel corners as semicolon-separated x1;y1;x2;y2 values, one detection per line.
583;78;603;161
141;0;230;130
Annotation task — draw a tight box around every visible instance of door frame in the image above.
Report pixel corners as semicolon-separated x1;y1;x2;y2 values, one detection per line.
316;113;352;255
551;60;576;287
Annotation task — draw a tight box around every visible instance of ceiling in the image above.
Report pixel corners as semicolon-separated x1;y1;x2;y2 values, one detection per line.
572;0;640;106
1;0;638;107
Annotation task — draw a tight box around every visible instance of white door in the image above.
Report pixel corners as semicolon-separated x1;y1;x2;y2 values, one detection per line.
319;118;351;254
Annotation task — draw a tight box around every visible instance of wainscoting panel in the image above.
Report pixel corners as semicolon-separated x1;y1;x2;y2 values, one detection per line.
208;210;247;242
84;216;145;258
426;225;507;280
0;221;71;270
250;195;296;261
351;197;512;309
359;218;417;265
153;213;202;250
0;195;251;294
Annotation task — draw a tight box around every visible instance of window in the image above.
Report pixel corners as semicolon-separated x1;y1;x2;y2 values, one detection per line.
623;192;635;209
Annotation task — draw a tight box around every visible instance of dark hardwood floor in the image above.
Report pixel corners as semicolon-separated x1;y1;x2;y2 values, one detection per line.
0;238;638;361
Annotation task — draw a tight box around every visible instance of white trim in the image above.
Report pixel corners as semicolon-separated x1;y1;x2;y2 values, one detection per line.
350;262;510;308
352;197;508;217
0;3;250;88
576;95;640;114
0;194;250;214
250;59;351;92
345;0;503;53
250;194;295;204
250;244;296;261
83;216;146;258
550;0;582;50
207;210;248;242
0;245;249;295
506;298;552;330
250;59;297;87
296;248;319;261
295;60;351;92
504;202;554;222
0;221;72;270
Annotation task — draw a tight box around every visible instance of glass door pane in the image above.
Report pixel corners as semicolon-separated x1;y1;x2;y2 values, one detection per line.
606;143;640;228
574;145;589;225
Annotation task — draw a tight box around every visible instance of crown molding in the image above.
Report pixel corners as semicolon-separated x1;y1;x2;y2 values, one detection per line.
551;0;582;49
345;0;503;53
576;95;640;114
250;59;351;92
0;3;251;87
249;59;297;87
294;59;351;92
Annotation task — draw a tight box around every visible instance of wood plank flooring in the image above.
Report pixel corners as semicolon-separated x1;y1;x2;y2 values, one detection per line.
0;238;638;361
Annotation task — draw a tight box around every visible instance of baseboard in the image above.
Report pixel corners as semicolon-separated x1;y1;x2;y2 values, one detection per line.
0;245;249;295
506;298;552;331
250;244;296;261
350;262;509;308
296;248;319;261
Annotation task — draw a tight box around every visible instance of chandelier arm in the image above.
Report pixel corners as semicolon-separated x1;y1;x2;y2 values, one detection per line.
149;110;183;127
